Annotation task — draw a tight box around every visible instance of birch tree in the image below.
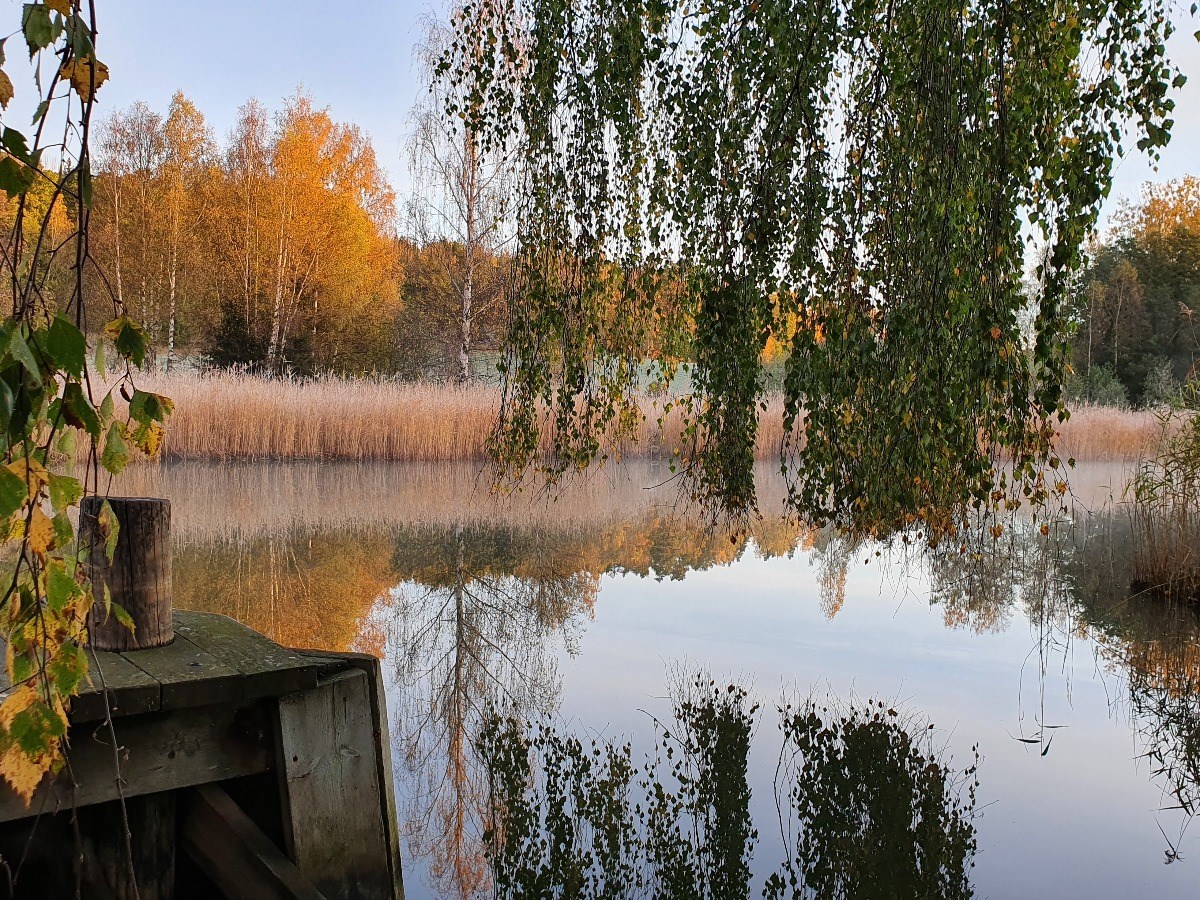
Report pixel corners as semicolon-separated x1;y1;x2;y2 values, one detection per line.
408;12;513;382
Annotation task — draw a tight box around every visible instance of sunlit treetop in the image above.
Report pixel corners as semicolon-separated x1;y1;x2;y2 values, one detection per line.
446;0;1188;538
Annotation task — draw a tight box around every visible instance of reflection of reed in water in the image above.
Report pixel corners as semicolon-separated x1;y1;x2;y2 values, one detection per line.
115;460;798;544
477;677;978;900
918;510;1200;855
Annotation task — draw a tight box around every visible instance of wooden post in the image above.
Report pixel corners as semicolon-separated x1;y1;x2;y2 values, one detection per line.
82;496;174;652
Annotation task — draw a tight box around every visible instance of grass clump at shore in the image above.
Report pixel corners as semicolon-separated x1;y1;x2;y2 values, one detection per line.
1129;405;1200;600
111;370;1161;465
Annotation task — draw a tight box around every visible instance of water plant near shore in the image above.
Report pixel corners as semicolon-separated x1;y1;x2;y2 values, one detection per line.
1129;399;1200;600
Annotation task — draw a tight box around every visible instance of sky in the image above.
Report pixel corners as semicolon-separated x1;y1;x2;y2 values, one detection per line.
92;0;431;194
37;1;1200;228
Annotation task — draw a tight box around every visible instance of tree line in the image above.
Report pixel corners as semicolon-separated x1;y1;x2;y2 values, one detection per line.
0;88;510;379
1069;176;1200;408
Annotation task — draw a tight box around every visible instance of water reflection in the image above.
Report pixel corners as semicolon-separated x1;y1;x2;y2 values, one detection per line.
477;678;978;900
117;461;1200;895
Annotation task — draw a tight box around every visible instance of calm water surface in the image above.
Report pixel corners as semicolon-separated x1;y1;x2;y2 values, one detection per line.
120;460;1199;899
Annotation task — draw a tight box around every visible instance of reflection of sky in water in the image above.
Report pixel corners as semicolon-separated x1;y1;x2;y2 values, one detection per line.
565;553;1196;899
119;460;1199;899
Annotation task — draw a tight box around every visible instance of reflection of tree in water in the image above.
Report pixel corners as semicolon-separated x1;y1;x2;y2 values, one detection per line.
924;522;1077;636
477;678;978;899
172;526;399;651
769;699;978;899
384;523;598;899
379;517;813;899
916;511;1200;854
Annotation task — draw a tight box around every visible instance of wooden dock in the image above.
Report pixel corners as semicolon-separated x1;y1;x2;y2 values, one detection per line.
0;610;404;900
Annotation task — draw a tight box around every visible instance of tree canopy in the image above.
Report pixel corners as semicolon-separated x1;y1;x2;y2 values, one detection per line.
447;0;1188;537
1069;175;1200;406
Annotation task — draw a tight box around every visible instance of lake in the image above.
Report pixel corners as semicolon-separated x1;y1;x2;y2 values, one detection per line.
119;459;1200;899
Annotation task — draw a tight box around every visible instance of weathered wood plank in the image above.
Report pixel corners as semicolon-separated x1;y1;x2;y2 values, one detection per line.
70;647;162;723
174;611;320;700
277;668;396;900
0;701;271;823
122;631;242;710
181;783;327;900
296;651;404;900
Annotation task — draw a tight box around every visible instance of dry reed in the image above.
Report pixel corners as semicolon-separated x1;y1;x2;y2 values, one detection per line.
106;371;1158;465
1054;405;1163;462
114;371;785;463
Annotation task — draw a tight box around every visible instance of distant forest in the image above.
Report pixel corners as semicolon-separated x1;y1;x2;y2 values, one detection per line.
4;89;1197;398
4;90;508;380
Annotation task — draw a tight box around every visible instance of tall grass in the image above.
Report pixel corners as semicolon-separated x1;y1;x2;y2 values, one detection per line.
112;370;1159;465
120;370;787;463
1055;404;1162;462
1129;409;1200;599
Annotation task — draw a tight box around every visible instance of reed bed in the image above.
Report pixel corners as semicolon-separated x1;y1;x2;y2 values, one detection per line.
1054;405;1163;462
106;371;1160;465
116;370;785;463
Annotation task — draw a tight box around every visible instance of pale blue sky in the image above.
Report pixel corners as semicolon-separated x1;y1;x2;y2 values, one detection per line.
80;1;1200;225
94;0;430;193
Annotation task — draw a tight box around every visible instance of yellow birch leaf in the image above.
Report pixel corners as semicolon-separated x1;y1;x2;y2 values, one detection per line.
45;1;72;15
59;57;109;102
0;71;13;110
0;740;56;804
25;506;55;557
6;458;49;496
135;420;165;457
0;685;60;804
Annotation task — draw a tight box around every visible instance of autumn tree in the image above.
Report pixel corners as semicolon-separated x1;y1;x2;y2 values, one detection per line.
92;101;166;344
159;93;217;370
1071;176;1200;404
92;91;402;374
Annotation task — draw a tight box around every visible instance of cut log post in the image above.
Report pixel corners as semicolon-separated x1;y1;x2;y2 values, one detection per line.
82;496;174;652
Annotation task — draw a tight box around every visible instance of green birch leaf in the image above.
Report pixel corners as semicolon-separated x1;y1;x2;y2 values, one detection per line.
0;156;35;200
7;328;41;386
47;472;81;512
103;316;149;367
61;381;99;437
0;379;13;429
44;558;75;613
0;464;28;518
110;601;135;636
45;315;85;378
47;641;88;698
21;4;54;56
51;510;72;547
98;500;118;561
100;422;129;475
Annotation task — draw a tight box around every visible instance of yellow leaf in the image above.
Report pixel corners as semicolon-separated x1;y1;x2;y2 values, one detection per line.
60;57;109;102
135;420;165;457
25;506;55;557
0;687;60;806
6;458;49;496
0;70;13;110
45;0;72;15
